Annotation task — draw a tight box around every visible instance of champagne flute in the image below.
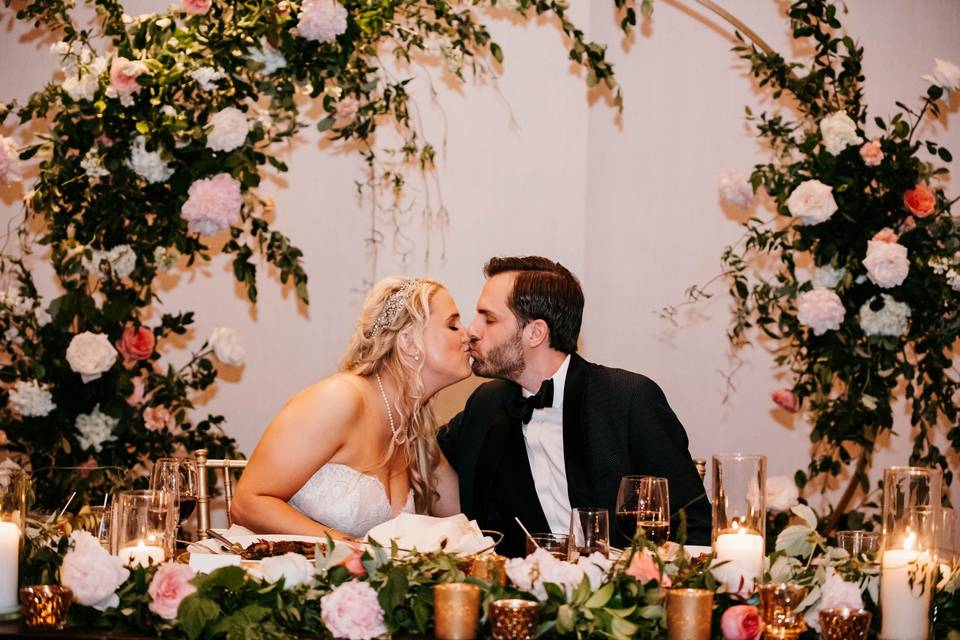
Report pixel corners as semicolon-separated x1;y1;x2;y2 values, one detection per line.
150;458;199;528
615;476;670;546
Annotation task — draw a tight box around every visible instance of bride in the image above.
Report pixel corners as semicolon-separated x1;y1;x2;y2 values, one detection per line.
231;276;470;540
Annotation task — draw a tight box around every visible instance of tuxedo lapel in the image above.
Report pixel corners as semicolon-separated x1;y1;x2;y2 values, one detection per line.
563;354;595;508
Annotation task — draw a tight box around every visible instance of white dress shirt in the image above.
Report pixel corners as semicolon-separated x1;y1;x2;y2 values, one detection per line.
521;355;573;535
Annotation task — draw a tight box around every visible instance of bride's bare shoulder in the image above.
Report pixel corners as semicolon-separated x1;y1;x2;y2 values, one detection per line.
280;372;369;426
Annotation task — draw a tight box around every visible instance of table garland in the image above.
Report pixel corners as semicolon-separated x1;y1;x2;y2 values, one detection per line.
17;508;960;639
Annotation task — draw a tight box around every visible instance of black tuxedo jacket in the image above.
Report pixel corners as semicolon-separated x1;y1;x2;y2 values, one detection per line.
438;353;711;557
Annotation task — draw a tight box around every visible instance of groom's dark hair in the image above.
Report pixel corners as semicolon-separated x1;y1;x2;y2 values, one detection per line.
483;256;583;354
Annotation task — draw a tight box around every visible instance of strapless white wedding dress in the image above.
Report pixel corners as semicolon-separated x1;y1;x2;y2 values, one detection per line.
288;463;415;539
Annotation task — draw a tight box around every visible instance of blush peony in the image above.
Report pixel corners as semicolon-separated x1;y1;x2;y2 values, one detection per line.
297;0;348;43
180;173;242;235
796;289;845;336
320;580;387;640
148;562;196;619
721;605;762;640
61;531;129;611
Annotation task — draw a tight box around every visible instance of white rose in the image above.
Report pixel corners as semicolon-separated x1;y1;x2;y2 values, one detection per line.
786;179;838;225
61;532;129;611
797;288;845;336
923;58;960;91
296;0;348;43
7;380;56;418
209;326;245;366
765;476;800;513
128;136;174;184
863;240;909;289
718;169;753;209
505;548;584;601
66;332;118;383
206;107;250;153
804;568;864;632
812;265;845;289
75;404;118;452
255;553;314;588
819;111;863;155
858;295;911;337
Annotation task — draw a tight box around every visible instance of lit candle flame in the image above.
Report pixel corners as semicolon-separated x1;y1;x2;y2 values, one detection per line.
903;530;916;551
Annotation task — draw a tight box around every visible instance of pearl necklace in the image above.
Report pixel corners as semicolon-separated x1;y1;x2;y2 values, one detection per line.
375;373;406;445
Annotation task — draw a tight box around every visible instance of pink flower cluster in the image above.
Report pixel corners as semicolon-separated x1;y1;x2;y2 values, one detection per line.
624;551;671;587
182;0;212;15
320;580;386;640
772;389;799;413
148;562;196;619
109;57;147;98
180;173;242;235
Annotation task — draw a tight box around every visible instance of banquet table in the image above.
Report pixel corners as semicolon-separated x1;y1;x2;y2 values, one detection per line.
0;624;428;639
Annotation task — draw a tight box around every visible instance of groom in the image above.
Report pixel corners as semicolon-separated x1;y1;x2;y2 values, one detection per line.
438;256;710;557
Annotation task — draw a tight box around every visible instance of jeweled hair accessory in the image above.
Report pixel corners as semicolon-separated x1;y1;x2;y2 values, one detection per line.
364;279;420;339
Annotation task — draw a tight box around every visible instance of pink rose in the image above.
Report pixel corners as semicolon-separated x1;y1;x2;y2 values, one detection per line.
859;140;884;167
771;389;799;413
625;551;671;587
182;0;212;14
340;548;366;576
115;323;155;363
143;405;174;432
721;605;762;640
148;562;196;620
109;57;147;96
320;581;387;640
872;227;898;244
904;184;936;218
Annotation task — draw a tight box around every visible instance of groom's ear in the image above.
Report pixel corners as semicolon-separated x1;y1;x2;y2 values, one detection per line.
523;319;550;349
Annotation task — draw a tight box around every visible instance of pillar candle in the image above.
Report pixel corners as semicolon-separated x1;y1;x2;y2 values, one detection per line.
880;548;934;640
0;522;20;614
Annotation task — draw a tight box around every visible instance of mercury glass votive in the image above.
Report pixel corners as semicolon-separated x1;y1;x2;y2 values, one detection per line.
489;599;539;640
434;583;480;640
666;588;713;640
819;607;872;640
19;586;72;630
467;554;506;586
758;583;808;639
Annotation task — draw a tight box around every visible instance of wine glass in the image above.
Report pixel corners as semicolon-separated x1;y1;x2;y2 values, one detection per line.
567;508;609;561
615;476;670;546
150;458;199;530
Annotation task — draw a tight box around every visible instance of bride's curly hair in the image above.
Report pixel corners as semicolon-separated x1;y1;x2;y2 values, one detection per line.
341;276;444;514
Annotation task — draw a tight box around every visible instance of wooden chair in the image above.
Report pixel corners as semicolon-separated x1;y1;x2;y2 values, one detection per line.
194;448;247;540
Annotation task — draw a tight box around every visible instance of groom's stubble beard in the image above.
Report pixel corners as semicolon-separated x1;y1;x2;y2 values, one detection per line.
470;327;525;381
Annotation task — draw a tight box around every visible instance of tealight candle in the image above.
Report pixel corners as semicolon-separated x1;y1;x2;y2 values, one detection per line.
118;540;165;568
880;532;935;640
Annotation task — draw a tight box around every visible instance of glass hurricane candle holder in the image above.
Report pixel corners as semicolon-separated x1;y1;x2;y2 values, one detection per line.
0;468;26;619
434;583;480;640
880;466;941;640
711;454;765;595
19;586;72;630
111;490;176;568
490;599;539;640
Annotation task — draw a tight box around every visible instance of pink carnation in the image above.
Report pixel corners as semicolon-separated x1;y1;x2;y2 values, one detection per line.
872;227;898;244
859;140;884;167
625;551;671;587
148;562;196;620
182;0;212;15
143;405;174;432
772;389;799;413
0;136;22;185
297;0;348;43
721;605;762;640
320;581;386;640
180;173;242;235
109;57;147;96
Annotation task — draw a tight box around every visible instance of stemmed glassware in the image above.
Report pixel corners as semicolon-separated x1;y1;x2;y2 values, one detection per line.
615;475;670;545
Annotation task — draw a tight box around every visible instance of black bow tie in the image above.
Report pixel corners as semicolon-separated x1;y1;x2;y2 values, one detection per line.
520;379;554;424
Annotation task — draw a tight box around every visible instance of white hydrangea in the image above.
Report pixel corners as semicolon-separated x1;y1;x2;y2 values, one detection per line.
718;169;753;209
61;55;108;102
128;136;174;184
80;148;110;179
797;288;846;336
812;265;845;289
0;136;22;186
863;240;909;289
206;107;250;153
75;404;118;452
83;245;137;279
930;253;960;292
859;295;911;337
819;111;863;155
8;380;56;418
249;40;286;74
189;66;225;90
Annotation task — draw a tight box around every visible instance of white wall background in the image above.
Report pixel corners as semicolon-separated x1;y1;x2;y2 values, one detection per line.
3;0;960;511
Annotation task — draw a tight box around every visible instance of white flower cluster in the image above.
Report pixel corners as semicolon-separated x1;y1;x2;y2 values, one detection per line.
819;111;862;155
80;148;110;180
189;66;225;90
66;332;118;383
858;294;911;337
83;244;137;279
206;107;250;153
209;326;245;366
154;246;179;271
504;548;611;600
0;286;33;316
797;288;846;336
787;179;837;225
128;136;174;184
0;136;22;185
53;41;109;102
718;169;753;209
249;40;287;74
930;253;960;292
862;240;909;288
297;0;348;43
75;404;118;452
7;380;56;418
433;36;463;74
923;58;960;91
812;265;845;289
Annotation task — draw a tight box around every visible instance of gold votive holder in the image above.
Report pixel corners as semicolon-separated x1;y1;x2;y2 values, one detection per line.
489;599;540;640
666;588;713;640
19;585;72;630
758;583;808;639
818;608;872;640
467;554;506;586
434;583;480;640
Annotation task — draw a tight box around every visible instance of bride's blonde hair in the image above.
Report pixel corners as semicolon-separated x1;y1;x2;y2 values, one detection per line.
341;276;444;514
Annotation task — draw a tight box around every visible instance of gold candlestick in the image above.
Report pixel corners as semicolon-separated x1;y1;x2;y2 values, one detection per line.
666;588;713;640
434;583;480;640
490;599;540;640
19;586;73;630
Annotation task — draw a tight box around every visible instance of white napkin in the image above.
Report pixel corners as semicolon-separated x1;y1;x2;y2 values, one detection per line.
365;513;494;554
